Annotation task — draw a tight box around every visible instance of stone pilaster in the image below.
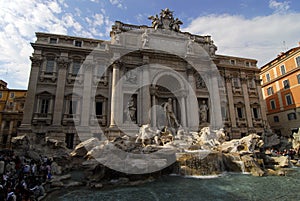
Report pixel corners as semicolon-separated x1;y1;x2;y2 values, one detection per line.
186;69;198;131
225;75;236;127
141;56;151;125
52;56;69;126
208;69;223;129
241;76;253;128
19;55;42;136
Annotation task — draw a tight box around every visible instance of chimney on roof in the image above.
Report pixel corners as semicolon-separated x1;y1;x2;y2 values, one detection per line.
277;52;284;57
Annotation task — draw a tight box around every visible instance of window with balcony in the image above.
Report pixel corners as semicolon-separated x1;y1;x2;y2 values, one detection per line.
283;79;290;89
40;99;49;114
232;77;240;87
296;56;300;67
68;100;78;115
72;61;81;75
273;116;279;122
280;65;286;75
237;107;243;119
285;94;293;105
45;57;55;73
252;107;260;119
266;73;271;82
267;87;274;95
270;99;276;110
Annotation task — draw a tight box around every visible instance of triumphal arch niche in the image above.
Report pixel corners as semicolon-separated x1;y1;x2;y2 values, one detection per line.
104;8;224;137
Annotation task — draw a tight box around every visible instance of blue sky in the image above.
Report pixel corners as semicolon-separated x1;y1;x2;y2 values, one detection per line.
1;0;300;89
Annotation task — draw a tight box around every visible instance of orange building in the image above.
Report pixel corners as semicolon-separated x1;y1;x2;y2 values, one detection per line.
260;45;300;137
0;80;27;148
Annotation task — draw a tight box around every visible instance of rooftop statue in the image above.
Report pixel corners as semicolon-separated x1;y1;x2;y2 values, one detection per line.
148;8;183;32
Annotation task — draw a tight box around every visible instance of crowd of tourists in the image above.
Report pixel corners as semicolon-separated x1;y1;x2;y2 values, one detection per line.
0;150;51;201
267;148;298;159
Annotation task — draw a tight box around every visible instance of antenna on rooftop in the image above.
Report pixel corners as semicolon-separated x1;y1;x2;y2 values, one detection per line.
282;41;287;52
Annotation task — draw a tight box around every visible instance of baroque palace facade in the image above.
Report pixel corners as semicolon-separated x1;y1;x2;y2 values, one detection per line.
20;9;267;148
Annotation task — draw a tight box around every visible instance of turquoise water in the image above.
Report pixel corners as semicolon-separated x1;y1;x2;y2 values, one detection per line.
46;169;300;201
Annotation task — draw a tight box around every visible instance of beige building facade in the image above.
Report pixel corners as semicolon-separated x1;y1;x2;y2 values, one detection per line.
0;80;27;148
20;11;267;148
260;45;300;137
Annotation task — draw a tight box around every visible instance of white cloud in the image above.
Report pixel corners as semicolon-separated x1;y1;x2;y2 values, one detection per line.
109;0;126;9
269;0;290;13
183;12;300;66
0;0;68;88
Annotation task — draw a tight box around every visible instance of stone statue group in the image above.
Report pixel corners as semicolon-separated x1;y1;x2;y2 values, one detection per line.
148;8;183;32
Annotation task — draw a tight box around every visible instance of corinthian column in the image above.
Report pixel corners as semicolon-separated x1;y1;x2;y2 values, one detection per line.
110;61;121;127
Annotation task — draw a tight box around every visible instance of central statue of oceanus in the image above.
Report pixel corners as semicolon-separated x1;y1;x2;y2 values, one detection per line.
148;8;183;32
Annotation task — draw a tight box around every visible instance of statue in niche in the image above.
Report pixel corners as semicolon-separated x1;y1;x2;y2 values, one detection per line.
141;29;149;48
199;100;208;123
163;98;179;128
125;97;136;122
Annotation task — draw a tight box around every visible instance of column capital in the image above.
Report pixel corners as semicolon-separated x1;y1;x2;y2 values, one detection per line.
30;56;43;67
57;57;70;69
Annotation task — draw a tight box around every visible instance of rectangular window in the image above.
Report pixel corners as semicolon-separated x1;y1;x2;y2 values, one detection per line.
245;61;250;67
65;133;74;149
297;74;300;84
296;56;300;67
237;107;243;118
74;40;82;47
49;38;57;44
285;94;293;105
252;108;259;119
232;78;239;87
283;79;290;89
10;92;14;98
46;59;55;73
273;116;279;122
72;62;81;75
40;99;49;114
230;60;235;65
0;92;2;99
2;135;8;145
267;87;274;95
280;65;286;75
96;101;103;116
270;99;276;110
266;73;271;82
287;113;297;120
68;100;77;114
